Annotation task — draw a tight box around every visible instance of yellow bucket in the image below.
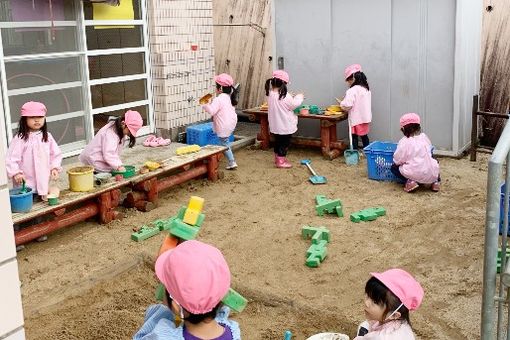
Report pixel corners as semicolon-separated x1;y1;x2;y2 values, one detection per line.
68;166;94;192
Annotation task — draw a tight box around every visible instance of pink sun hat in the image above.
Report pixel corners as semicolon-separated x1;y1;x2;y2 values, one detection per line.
344;64;362;80
124;110;143;137
155;240;231;314
370;268;424;311
21;101;47;117
214;73;234;87
272;70;290;83
399;113;421;128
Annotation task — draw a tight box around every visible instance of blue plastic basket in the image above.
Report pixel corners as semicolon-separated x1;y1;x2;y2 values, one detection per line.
186;122;234;146
500;184;510;235
363;141;404;183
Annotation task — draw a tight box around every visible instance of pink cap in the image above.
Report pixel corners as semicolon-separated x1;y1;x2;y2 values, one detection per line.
370;268;424;311
124;110;143;137
399;113;421;128
214;73;234;87
21;101;47;117
344;64;362;80
272;70;290;83
155;240;231;314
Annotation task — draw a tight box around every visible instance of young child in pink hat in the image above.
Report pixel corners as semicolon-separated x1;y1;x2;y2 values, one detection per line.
202;73;239;170
264;70;304;168
354;268;424;340
6;101;63;200
391;113;440;193
339;64;372;150
133;240;241;340
79;110;143;172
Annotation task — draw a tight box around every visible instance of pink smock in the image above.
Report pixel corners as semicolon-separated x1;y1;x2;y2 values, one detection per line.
6;131;62;196
353;320;416;340
79;121;124;172
267;91;304;135
202;93;238;138
341;85;372;128
393;133;440;184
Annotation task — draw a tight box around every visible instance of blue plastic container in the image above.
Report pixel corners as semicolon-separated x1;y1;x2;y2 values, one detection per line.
9;187;33;213
500;184;510;235
186;122;234;146
363;141;404;183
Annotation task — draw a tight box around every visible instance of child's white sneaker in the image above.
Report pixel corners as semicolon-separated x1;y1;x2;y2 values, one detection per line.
226;161;238;170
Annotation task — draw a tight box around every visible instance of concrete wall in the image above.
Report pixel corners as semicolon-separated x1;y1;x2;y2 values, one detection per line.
148;0;216;134
0;102;25;338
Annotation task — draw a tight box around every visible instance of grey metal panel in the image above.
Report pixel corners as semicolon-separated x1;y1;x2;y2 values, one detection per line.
274;0;332;137
423;0;455;150
274;0;458;150
331;0;392;142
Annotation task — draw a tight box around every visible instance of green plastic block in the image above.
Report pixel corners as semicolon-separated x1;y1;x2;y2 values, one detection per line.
335;205;343;217
306;241;328;267
222;288;248;312
169;218;200;240
155;283;165;301
176;206;187;219
315;195;342;217
497;248;510;273
301;226;330;244
158;217;176;231
350;207;386;223
131;225;161;242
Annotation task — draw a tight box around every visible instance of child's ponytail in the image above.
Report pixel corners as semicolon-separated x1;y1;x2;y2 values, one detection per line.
350;72;370;91
264;77;288;100
216;83;238;106
114;117;136;148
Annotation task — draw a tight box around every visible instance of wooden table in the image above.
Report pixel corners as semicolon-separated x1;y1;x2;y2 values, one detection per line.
13;144;226;246
243;107;348;159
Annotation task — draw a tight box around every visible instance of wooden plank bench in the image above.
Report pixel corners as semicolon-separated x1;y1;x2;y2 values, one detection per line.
13;144;226;246
243;107;348;159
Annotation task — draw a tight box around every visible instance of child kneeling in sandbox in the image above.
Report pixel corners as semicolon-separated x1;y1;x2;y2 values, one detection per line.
133;240;241;340
354;268;423;339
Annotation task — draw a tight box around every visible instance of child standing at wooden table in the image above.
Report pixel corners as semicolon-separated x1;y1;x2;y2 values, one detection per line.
79;110;143;173
339;64;372;150
265;70;304;168
202;73;239;170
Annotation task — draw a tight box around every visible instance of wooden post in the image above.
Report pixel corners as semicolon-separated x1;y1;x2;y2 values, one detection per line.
258;115;270;149
470;95;479;161
320;120;331;159
207;155;220;181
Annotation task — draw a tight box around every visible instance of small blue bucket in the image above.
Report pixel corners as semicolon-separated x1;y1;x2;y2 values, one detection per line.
9;187;33;213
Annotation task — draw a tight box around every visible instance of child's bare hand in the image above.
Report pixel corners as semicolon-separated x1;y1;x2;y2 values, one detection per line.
13;173;24;185
50;169;59;180
117;166;126;172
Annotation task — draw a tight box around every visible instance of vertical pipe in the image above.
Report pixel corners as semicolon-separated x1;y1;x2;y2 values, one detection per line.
498;153;510;339
471;95;479;161
482;160;503;339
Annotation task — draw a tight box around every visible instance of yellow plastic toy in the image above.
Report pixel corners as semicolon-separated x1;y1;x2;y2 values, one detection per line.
145;161;161;170
176;145;201;155
183;196;205;225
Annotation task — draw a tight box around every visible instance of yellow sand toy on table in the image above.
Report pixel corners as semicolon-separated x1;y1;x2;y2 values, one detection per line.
176;144;201;155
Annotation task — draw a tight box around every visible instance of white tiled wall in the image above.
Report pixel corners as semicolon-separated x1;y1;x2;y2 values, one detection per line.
148;0;216;130
0;111;24;338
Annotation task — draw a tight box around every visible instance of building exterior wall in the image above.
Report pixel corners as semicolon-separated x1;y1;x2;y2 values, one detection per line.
148;0;216;134
0;100;25;339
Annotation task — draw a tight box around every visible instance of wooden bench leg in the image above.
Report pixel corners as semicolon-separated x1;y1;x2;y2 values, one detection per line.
258;115;270;149
125;178;158;212
207;154;220;181
320;120;331;159
98;189;122;224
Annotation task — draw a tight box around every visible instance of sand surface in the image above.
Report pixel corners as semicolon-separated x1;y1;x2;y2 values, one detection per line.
20;147;488;339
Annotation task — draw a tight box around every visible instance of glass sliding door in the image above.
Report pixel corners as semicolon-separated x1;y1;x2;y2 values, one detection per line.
0;0;153;156
0;0;87;155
